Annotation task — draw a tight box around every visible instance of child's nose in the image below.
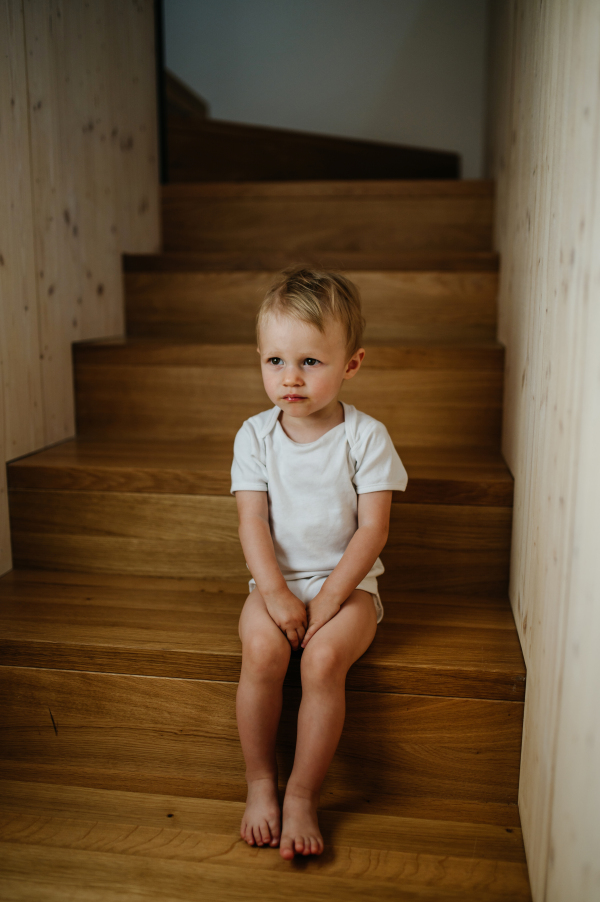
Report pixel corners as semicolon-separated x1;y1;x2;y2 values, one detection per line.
282;365;303;384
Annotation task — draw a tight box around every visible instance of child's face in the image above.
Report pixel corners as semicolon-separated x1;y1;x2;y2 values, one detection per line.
257;313;364;419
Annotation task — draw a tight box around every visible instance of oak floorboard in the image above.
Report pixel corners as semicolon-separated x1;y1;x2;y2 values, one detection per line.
0;666;523;814
0;570;525;699
8;492;512;593
161;181;494;256
0;780;524;860
71;339;504;448
0;781;531;901
7;439;514;506
124;270;498;345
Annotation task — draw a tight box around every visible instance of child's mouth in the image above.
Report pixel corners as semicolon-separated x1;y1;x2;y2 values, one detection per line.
282;395;306;402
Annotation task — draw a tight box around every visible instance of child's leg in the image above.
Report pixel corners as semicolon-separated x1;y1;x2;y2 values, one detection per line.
280;589;377;859
237;588;291;847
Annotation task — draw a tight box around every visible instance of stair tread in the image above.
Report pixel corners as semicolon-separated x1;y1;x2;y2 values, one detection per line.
124;251;500;272
0;780;531;901
73;337;505;370
163;179;495;198
0;570;526;700
8;439;513;506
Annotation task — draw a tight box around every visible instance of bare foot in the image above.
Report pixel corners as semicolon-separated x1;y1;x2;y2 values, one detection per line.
240;777;281;848
279;790;324;859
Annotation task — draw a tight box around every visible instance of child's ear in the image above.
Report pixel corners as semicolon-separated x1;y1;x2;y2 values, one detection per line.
344;348;365;380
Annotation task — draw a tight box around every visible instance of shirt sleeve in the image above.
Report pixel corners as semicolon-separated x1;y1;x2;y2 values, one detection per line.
352;421;408;494
230;420;268;494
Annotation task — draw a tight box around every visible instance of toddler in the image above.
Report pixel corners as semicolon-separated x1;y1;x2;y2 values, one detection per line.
231;267;407;859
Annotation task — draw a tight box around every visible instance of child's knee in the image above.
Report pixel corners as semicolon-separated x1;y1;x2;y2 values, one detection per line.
301;641;346;686
242;632;289;680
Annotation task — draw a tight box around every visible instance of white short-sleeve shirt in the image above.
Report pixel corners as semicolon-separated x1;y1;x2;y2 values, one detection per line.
230;402;408;580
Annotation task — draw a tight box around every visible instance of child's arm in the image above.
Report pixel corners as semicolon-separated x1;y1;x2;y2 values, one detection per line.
235;490;308;649
301;490;392;647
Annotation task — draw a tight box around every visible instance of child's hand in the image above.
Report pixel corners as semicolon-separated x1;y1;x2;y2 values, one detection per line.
301;592;341;647
264;590;308;650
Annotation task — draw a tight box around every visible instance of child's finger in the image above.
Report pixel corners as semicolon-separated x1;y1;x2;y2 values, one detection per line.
301;622;321;647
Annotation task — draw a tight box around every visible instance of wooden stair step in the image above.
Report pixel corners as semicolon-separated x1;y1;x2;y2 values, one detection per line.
8;440;514;506
0;571;525;700
0;780;532;901
0;665;523;819
72;339;504;447
167;109;460;183
8;440;512;592
162;180;494;255
124;250;500;272
125;269;498;344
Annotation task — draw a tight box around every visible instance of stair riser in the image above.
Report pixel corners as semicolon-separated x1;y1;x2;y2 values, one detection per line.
74;365;503;447
125;271;498;344
0;666;523;815
9;491;511;594
162;193;493;255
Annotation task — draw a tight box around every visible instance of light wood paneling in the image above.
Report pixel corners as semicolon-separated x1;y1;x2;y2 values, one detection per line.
162;180;494;255
125;270;498;343
489;1;600;898
0;0;45;461
0;0;159;575
0;666;524;816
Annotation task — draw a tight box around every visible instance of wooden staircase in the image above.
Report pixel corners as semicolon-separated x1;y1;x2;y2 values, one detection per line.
0;179;531;900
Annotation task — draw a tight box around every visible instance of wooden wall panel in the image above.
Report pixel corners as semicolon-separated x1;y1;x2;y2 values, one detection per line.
0;0;160;574
489;1;600;899
0;0;44;458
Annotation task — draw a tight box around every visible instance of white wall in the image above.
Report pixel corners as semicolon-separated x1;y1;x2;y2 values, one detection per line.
164;0;490;177
489;1;600;899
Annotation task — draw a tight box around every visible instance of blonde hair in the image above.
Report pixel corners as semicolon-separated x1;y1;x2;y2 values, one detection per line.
257;267;366;355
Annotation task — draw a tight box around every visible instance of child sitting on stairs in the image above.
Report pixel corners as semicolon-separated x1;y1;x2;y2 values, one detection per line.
231;267;408;859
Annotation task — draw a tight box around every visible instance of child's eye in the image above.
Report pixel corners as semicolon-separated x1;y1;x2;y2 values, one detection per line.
268;357;283;365
304;358;320;366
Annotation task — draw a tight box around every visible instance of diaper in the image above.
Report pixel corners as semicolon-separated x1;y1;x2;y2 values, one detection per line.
248;573;383;624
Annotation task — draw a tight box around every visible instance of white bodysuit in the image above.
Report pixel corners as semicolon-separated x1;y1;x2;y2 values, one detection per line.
230;402;408;622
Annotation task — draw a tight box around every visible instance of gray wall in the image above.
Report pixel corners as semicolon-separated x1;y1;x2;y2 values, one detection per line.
164;0;490;178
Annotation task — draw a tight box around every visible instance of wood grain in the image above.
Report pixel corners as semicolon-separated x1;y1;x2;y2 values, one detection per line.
125;270;498;343
72;340;503;447
0;666;523;814
8;490;511;593
489;1;600;896
7;440;514;506
162;182;494;255
0;779;527;861
0;570;525;700
0;0;45;465
0;841;531;902
0;781;531;900
0;0;159;463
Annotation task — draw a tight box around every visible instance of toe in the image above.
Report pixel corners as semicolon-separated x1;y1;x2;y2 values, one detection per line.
252;826;263;846
279;837;294;860
259;821;271;845
294;835;305;855
268;822;280;847
310;835;321;855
